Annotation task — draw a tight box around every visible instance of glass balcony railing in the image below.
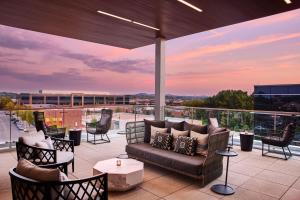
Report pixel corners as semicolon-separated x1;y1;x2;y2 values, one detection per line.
1;105;299;155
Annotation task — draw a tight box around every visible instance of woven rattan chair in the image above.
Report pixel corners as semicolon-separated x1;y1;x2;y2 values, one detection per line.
16;137;74;175
9;168;108;200
33;111;66;138
261;122;296;160
86;109;113;144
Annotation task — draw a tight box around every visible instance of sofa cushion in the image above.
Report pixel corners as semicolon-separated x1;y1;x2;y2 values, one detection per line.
184;122;207;134
174;136;197;156
151;133;172;150
165;121;184;133
171;128;189;149
19;131;45;146
190;131;209;156
126;143;205;176
144;119;165;143
16;159;60;182
150;126;168;144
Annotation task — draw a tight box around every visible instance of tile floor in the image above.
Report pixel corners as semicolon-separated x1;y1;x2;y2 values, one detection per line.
1;133;300;200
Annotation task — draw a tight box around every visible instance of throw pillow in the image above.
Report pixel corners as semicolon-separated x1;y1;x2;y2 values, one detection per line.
16;159;61;182
151;133;172;150
209;118;219;127
183;122;207;134
190;131;209;156
171;128;189;149
173;136;197;156
19;130;45;146
36;137;54;150
165;121;184;133
144;119;165;143
150;126;168;144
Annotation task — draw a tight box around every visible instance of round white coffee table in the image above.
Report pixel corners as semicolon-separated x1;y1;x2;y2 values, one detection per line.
93;158;144;191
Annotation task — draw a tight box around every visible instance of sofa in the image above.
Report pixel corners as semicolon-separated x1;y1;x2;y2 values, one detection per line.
125;120;230;187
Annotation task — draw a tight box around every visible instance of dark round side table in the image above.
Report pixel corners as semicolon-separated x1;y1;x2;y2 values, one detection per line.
69;129;82;146
211;147;238;195
240;132;254;151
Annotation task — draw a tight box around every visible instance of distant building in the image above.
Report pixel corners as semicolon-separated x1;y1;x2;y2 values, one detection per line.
253;84;300;142
17;92;134;107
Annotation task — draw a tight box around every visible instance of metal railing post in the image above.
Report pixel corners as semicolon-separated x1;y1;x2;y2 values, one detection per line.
9;110;12;149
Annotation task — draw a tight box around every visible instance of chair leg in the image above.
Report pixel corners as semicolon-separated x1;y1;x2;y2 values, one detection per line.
72;160;75;172
287;146;292;157
282;147;288;160
262;142;264;156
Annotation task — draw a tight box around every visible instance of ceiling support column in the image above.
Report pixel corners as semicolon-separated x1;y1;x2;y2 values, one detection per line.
155;37;165;120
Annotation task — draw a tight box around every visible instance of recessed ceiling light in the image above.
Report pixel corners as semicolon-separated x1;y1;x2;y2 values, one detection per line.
284;0;292;4
177;0;203;12
97;10;159;31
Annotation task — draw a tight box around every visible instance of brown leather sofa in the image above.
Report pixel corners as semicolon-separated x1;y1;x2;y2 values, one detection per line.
125;120;230;187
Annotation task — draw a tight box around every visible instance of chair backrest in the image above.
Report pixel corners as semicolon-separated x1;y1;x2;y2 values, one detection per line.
282;123;296;144
209;118;219;128
97;109;113;130
33;111;47;133
9;168;108;200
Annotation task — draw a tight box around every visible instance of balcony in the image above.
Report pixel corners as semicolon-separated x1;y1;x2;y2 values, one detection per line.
0;106;300;199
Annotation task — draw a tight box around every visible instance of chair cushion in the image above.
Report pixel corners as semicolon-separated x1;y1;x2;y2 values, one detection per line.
190;131;209;156
57;151;74;164
19;131;45;146
150;126;168;144
126;143;205;176
16;159;60;181
144;119;165;143
207;125;226;135
165;121;184;132
35;137;54;150
171;128;189;149
151;133;172;150
173;136;197;156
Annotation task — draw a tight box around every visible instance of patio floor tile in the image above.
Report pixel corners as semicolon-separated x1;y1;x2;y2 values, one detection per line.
280;188;300;200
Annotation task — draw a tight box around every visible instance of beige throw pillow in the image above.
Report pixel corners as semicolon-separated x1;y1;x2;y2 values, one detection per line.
150;126;167;144
16;159;61;182
190;131;209;156
171;128;189;148
36;137;54;150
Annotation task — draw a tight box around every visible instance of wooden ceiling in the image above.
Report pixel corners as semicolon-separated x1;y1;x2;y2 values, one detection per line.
0;0;299;49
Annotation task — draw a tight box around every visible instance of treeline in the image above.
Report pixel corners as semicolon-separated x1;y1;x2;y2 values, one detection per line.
182;90;253;110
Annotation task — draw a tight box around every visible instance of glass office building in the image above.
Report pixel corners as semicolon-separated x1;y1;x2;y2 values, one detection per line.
254;84;300;144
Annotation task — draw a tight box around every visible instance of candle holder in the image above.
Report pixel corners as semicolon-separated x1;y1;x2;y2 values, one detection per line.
116;159;121;166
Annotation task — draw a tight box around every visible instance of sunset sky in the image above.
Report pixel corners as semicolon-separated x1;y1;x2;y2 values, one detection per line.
0;9;299;96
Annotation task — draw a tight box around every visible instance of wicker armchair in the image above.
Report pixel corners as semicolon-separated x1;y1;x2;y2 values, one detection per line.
9;168;108;200
261;122;296;160
86;109;113;144
33;111;66;138
16;137;74;175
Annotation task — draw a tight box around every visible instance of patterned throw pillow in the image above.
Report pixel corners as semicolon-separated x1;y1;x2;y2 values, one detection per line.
190;131;209;156
173;136;197;156
171;128;189;149
151;133;172;150
150;126;168;144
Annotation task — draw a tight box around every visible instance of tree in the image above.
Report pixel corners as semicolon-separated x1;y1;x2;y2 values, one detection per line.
0;96;14;109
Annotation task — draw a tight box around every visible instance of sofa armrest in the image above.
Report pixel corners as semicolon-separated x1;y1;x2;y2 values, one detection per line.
202;130;230;175
125;121;145;144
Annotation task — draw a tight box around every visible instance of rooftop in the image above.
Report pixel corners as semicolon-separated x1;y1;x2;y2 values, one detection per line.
1;133;300;200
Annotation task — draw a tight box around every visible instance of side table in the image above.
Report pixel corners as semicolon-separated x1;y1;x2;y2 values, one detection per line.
211;147;238;195
240;132;254;151
69;129;82;146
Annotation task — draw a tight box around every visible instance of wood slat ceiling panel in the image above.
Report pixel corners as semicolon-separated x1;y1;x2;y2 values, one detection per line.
0;0;299;49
